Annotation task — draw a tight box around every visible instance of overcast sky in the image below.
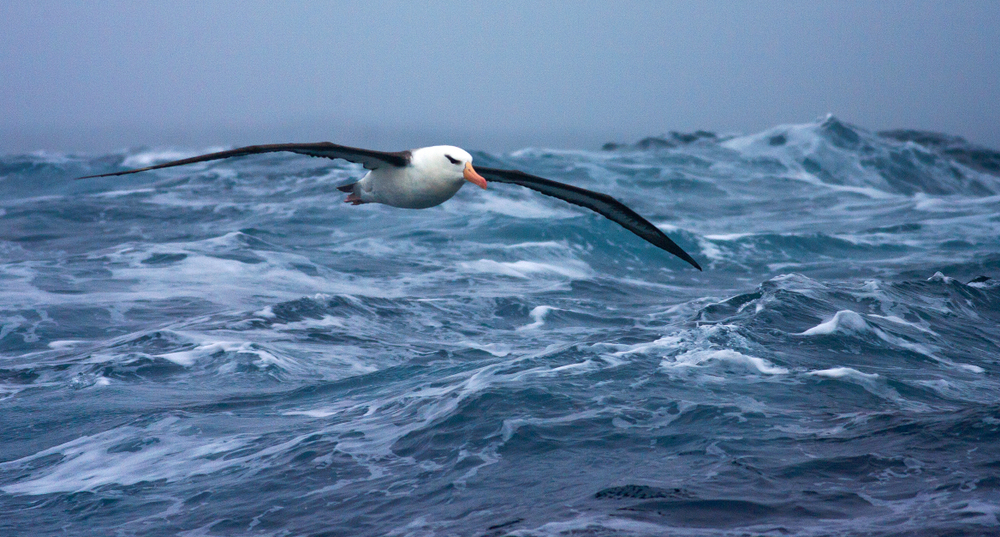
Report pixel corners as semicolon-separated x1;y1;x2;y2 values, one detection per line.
2;0;998;153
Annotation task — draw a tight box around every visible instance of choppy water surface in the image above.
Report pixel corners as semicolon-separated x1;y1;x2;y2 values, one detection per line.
2;116;1000;536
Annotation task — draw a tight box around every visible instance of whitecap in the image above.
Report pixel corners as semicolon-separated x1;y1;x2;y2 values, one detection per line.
805;366;917;406
48;340;85;349
720;115;903;198
662;349;789;375
155;340;290;372
808;367;879;380
927;272;954;284
800;312;984;373
517;305;556;331
768;273;827;297
799;310;870;336
696;236;724;262
269;315;345;331
610;335;683;356
457;259;592;280
496;241;569;250
283;409;341;419
452;341;511;357
704;232;755;241
92;187;157;198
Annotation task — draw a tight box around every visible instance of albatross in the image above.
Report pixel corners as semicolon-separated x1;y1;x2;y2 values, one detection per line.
78;142;702;270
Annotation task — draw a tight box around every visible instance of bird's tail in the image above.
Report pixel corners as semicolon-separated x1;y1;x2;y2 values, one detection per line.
336;183;357;193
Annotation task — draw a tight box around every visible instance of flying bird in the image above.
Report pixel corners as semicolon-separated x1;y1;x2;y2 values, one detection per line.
78;142;702;270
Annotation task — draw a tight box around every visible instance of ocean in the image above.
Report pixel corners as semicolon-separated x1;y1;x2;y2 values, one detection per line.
2;115;999;536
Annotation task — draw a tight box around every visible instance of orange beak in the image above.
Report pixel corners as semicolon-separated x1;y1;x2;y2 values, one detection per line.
464;162;487;189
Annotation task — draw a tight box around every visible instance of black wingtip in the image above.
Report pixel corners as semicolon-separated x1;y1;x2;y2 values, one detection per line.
652;233;702;270
674;250;703;271
76;168;152;180
676;246;702;271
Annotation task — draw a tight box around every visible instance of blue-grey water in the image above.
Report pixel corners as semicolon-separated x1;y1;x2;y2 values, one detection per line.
2;116;1000;536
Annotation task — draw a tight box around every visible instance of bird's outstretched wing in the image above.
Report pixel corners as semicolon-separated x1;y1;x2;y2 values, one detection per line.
76;142;412;179
475;166;702;270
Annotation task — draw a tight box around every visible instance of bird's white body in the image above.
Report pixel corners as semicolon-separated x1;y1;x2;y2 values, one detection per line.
349;146;478;209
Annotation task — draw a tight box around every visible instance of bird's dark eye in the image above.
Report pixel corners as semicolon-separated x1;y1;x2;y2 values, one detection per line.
445;154;461;165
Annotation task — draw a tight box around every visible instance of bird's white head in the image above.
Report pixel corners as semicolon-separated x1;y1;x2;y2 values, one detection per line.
411;145;487;189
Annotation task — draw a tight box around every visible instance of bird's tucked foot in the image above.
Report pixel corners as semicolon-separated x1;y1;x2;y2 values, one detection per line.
344;192;366;205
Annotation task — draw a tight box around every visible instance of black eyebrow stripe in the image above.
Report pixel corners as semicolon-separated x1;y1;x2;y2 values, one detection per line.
445;154;460;164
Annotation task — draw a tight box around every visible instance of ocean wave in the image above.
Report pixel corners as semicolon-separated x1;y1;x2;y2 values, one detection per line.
3;119;1000;535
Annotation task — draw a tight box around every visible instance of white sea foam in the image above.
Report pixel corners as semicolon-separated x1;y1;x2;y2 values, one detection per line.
457;192;578;219
766;262;802;272
768;273;828;297
92;187;157;198
47;340;85;349
868;314;937;335
517;305;556;331
453;341;511;357
2;416;332;497
283;408;342;419
704;232;755;241
500;410;602;443
697;236;724;262
515;515;680;537
156;340;277;368
606;325;786;380
332;235;430;257
912;378;965;398
809;367;879;380
805;366;915;406
0;235;402;315
101;236;389;304
799;311;984;374
1;416;248;495
457;259;592;280
495;241;569;250
800;310;870;335
145;191;236;209
927;271;954;284
610;334;683;357
953;363;984;373
721;116;901;198
122;148;227;169
663;349;789;375
268;315;345;331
